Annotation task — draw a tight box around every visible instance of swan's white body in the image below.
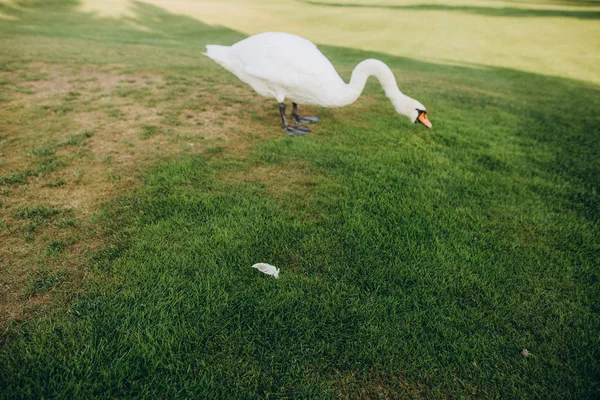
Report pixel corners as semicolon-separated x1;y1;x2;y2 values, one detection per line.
205;32;430;127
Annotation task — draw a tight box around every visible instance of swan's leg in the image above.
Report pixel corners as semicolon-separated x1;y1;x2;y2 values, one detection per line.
279;103;311;136
292;102;320;125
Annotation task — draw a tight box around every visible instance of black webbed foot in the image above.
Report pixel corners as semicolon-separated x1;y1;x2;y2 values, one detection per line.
292;115;320;125
284;125;311;136
292;102;319;125
279;102;312;136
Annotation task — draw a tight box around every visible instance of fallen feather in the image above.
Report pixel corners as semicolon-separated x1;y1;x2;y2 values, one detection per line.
251;263;280;279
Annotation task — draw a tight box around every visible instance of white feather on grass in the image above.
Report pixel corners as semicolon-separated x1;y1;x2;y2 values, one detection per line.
251;263;280;279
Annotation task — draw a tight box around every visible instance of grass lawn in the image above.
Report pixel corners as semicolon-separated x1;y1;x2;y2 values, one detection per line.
135;0;600;84
0;0;599;398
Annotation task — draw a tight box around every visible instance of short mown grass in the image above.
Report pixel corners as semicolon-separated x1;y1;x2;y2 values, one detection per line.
0;0;599;398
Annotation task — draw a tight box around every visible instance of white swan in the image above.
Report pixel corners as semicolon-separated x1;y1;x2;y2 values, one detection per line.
205;32;431;135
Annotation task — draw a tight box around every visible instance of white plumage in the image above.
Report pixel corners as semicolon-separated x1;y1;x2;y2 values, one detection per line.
251;263;280;279
205;32;431;135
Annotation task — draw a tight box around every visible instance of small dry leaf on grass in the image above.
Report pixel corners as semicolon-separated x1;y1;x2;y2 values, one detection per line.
521;348;531;357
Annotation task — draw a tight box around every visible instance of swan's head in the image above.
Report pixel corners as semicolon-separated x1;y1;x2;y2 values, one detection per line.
411;108;432;129
395;97;432;129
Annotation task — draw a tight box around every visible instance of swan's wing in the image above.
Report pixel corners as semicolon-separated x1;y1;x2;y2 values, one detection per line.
244;64;312;89
251;263;280;278
233;33;342;89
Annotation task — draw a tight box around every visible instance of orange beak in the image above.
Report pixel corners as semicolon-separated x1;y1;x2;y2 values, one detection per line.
417;112;432;129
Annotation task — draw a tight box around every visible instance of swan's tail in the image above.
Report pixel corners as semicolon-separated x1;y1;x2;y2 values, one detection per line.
204;45;236;70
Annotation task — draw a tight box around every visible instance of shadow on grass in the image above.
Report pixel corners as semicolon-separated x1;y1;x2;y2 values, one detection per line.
0;0;245;47
300;0;600;19
0;0;599;398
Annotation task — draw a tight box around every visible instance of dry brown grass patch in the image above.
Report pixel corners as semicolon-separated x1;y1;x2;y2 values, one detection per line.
0;60;275;329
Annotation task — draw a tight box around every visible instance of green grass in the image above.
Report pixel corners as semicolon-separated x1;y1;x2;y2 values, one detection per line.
59;130;94;147
41;179;67;188
29;145;56;157
0;170;32;185
42;104;73;115
26;269;65;295
18;206;60;220
0;0;599;398
141;125;159;139
140;0;600;84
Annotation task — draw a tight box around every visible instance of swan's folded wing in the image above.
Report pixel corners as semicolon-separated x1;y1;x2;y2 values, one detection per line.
244;63;314;89
239;41;337;89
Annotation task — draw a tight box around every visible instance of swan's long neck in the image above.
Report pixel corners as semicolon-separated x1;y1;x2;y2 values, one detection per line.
339;59;413;114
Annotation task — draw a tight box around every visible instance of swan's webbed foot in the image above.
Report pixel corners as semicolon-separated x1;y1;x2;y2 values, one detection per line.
279;102;311;136
284;125;311;136
292;115;320;125
292;102;319;125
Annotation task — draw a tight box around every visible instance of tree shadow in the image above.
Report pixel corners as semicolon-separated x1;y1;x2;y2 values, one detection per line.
300;0;600;19
0;0;245;48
